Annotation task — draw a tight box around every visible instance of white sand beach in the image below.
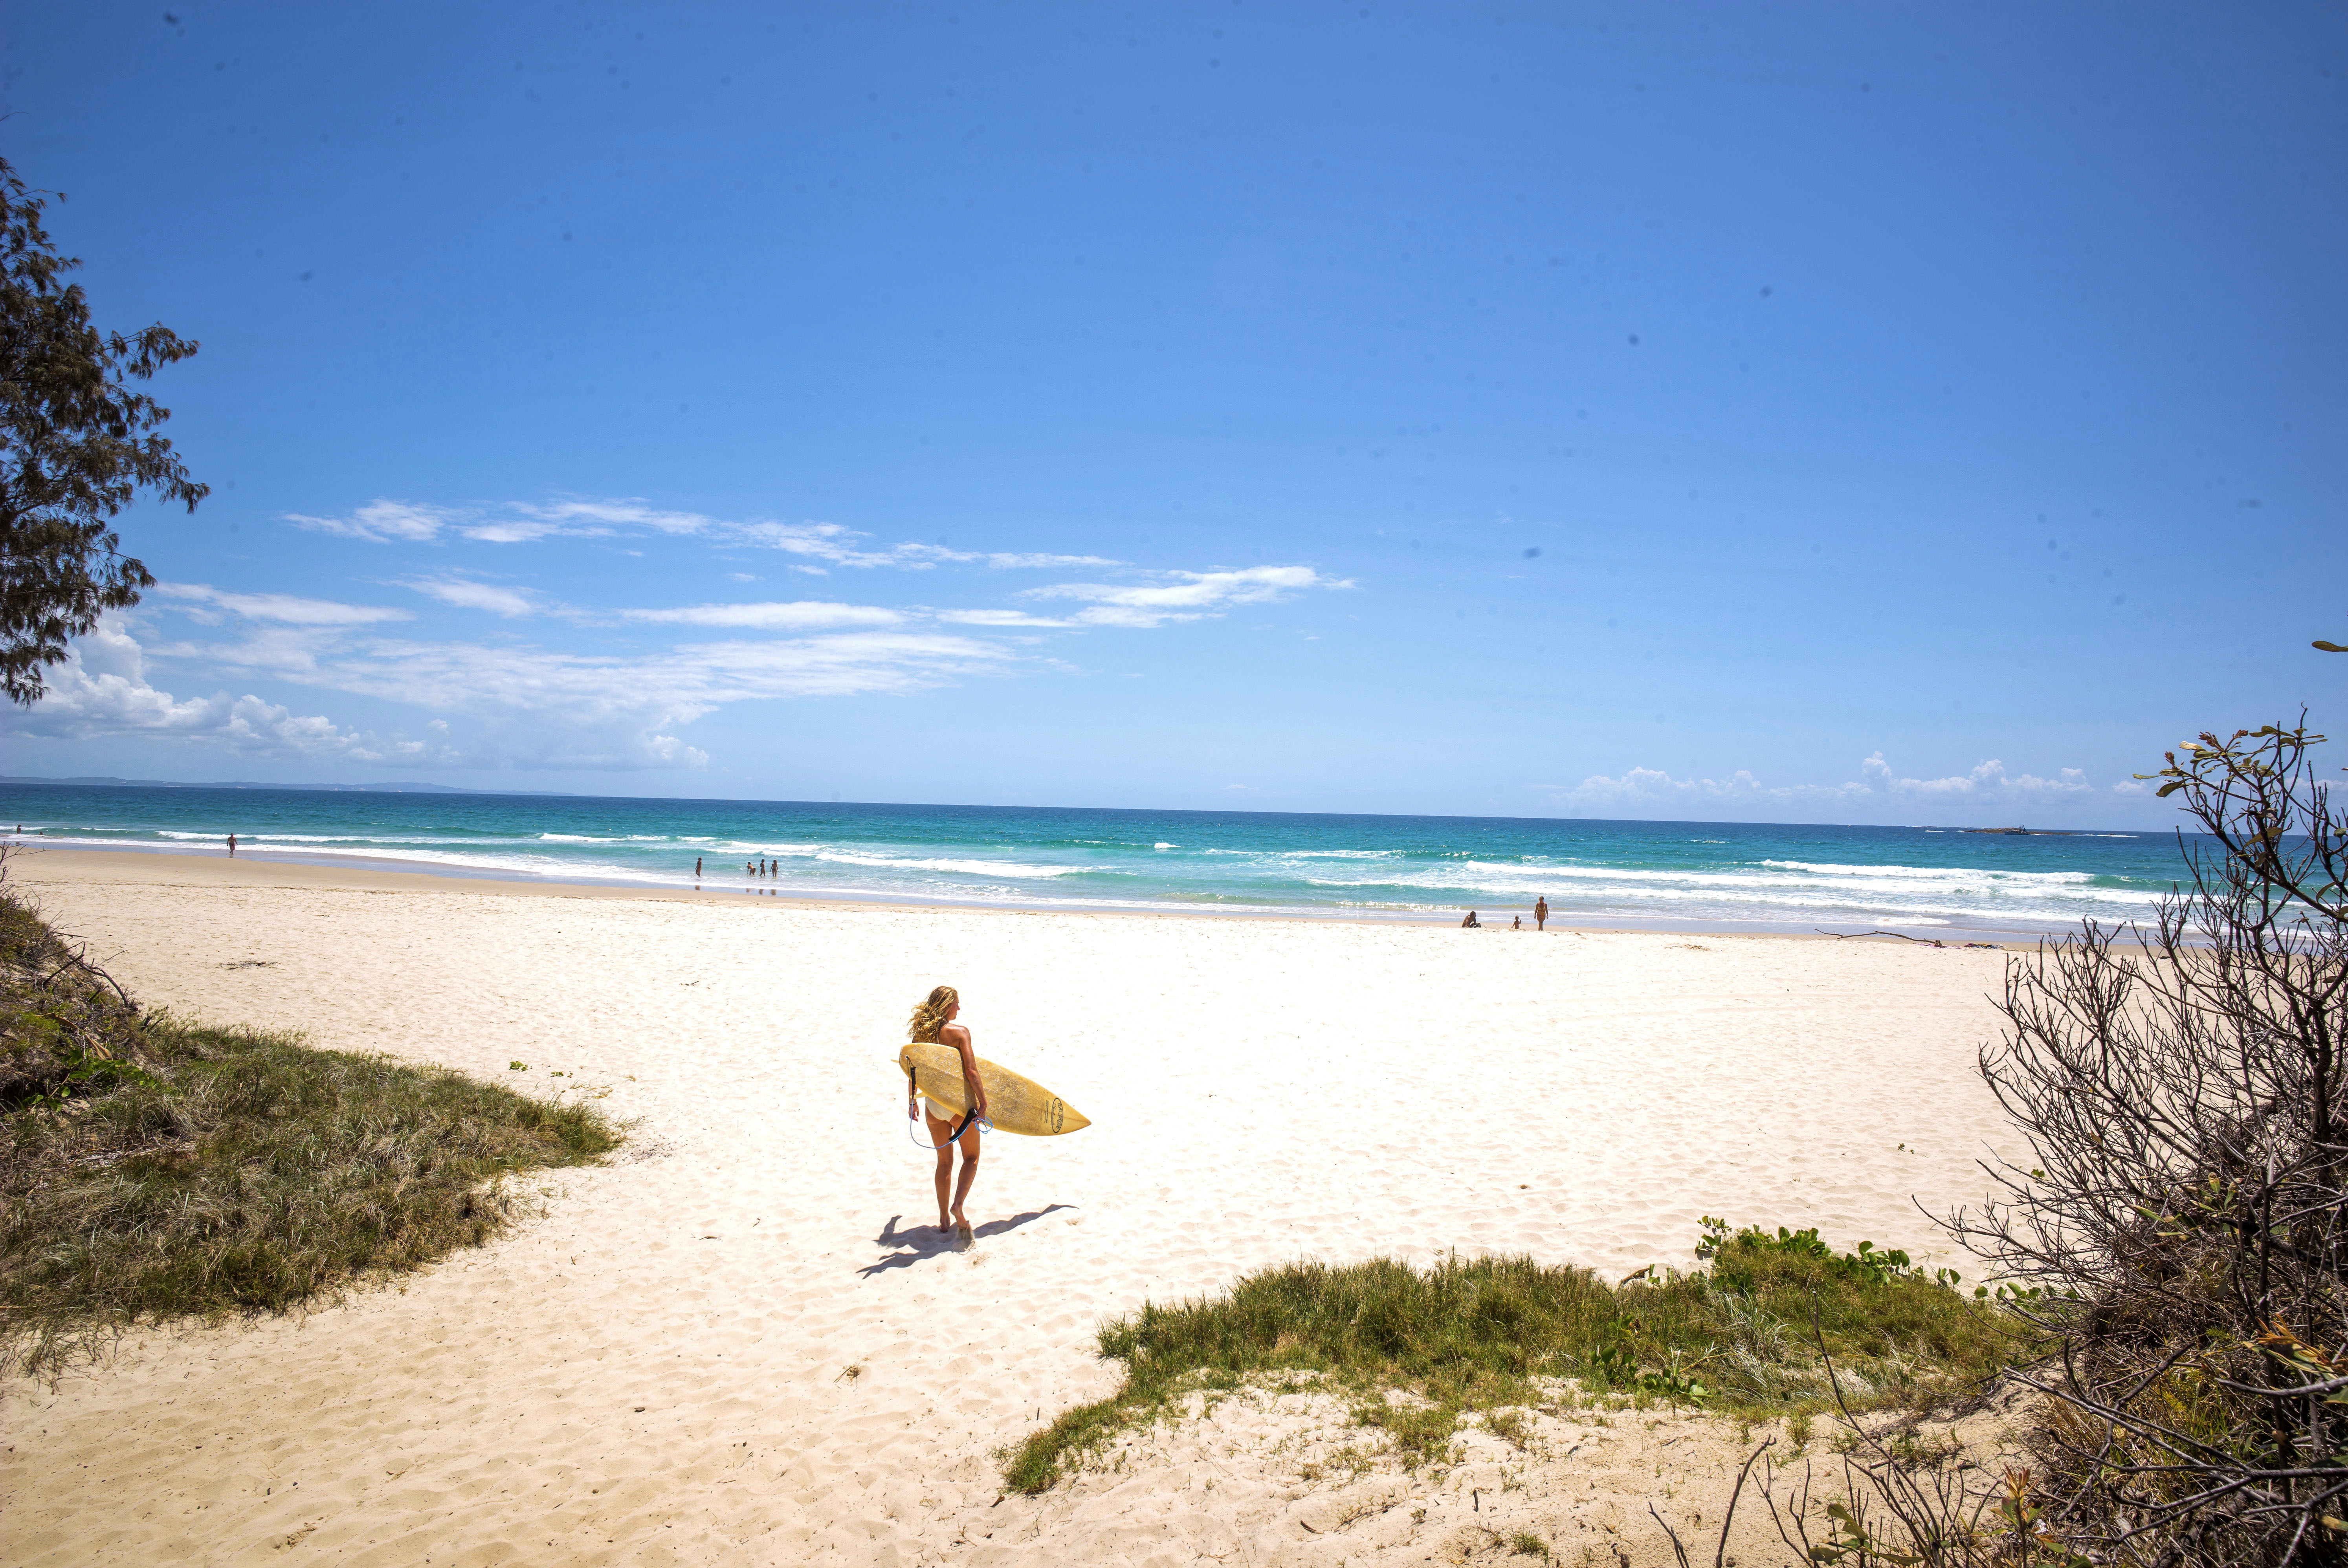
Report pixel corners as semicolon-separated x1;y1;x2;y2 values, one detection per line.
3;851;2030;1566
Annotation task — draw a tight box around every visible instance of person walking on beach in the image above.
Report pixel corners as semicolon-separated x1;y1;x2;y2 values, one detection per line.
1534;896;1547;931
227;833;236;856
695;856;703;879
908;984;989;1234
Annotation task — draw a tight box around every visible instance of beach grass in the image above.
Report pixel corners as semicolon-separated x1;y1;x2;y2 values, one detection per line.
1;872;619;1376
1002;1225;2034;1492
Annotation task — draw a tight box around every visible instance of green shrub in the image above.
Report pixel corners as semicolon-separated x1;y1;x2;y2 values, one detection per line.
1002;1225;2034;1493
0;871;619;1375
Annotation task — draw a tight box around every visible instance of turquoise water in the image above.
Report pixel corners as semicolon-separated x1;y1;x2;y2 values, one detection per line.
0;781;2197;935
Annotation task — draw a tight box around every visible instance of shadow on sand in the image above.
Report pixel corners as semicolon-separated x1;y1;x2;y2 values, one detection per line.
859;1205;1077;1275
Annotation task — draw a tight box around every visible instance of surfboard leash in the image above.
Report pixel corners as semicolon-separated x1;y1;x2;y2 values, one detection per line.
902;1056;990;1149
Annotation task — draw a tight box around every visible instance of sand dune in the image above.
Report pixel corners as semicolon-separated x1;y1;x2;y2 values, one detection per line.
3;852;2027;1566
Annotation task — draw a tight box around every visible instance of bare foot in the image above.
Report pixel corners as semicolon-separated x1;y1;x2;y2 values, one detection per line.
952;1209;972;1236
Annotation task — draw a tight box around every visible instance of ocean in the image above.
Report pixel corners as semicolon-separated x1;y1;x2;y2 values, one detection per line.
0;779;2203;936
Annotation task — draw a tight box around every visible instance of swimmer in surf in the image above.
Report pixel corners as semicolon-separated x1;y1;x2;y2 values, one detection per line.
908;984;989;1233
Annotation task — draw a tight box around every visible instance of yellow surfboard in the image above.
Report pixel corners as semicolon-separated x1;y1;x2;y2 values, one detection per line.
897;1043;1090;1136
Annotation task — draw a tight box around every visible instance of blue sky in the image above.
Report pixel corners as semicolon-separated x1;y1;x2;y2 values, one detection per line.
4;2;2341;825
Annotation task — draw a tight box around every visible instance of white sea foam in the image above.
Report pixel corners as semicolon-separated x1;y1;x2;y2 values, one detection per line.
808;850;1090;879
251;833;571;848
1759;859;2097;884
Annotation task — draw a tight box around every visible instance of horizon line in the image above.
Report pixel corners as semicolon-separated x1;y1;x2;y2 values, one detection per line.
0;773;2178;837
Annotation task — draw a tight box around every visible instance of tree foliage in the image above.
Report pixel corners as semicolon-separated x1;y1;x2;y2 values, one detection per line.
0;154;206;707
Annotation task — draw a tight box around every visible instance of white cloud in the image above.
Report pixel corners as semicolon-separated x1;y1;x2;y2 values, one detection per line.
402;579;545;617
1554;752;2119;818
619;601;904;630
506;498;715;535
724;519;937;568
68;531;1352;778
279;493;1131;574
12;620;458;765
119;617;998;770
459;517;585;544
933;608;1075;628
283;499;460;543
473;497;711;543
145;625;347;674
318;630;1005;716
971;552;1126;569
29;614;1020;774
1023;565;1351;627
262;629;1007;769
158;583;411;626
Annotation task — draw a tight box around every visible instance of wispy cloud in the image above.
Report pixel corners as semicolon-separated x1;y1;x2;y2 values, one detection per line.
109;521;1355;775
964;551;1126;569
721;518;940;568
318;630;1007;714
1023;565;1351;627
932;608;1075;628
108;607;1018;770
15;621;459;765
278;493;1135;574
1554;753;2124;814
619;601;904;630
158;582;412;626
283;500;461;544
402;578;546;617
482;497;712;543
145;625;350;675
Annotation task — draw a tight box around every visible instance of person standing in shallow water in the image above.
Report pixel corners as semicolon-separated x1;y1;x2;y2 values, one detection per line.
908;984;989;1234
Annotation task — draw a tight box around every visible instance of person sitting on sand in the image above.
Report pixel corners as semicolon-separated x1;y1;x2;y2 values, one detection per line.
1512;915;1522;929
1460;910;1480;928
909;984;989;1234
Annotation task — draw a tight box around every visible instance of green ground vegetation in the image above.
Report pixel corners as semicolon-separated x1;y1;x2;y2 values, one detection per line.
0;868;619;1375
1002;1218;2036;1493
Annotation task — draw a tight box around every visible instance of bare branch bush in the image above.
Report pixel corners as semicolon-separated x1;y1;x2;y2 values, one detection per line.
1936;720;2348;1564
1659;723;2347;1566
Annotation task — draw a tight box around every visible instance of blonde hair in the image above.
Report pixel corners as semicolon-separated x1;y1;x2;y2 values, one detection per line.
908;985;959;1042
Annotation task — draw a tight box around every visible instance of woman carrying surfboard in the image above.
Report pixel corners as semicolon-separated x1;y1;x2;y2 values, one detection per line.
908;985;989;1234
